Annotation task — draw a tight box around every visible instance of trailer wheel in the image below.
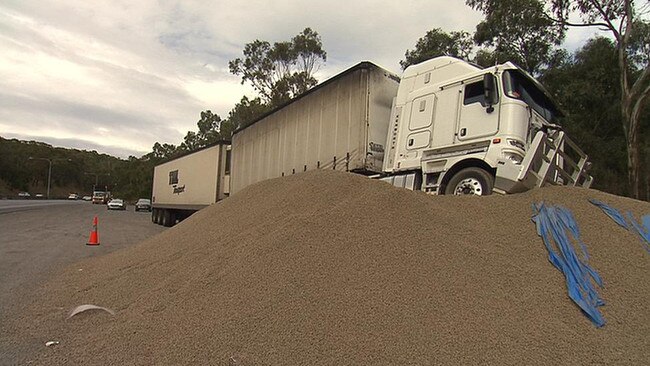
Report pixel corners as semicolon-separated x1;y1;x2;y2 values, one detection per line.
161;209;175;227
152;209;158;224
160;209;169;227
444;167;494;196
154;209;163;225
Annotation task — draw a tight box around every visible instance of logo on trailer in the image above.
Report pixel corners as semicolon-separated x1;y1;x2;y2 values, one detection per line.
173;185;185;194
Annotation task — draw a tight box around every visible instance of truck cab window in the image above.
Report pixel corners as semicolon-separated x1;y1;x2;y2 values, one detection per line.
463;81;486;106
503;70;560;122
169;170;178;185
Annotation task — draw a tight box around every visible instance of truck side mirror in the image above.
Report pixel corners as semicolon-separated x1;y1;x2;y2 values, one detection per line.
483;73;498;113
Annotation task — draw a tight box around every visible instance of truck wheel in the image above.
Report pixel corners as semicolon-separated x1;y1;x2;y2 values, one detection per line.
152;209;157;224
161;210;175;227
153;209;162;225
161;210;169;226
444;167;494;196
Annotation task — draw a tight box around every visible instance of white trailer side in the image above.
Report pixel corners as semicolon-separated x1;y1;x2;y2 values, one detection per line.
152;142;230;226
231;62;399;194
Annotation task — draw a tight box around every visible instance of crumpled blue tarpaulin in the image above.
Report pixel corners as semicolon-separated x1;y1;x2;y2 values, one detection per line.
629;214;650;242
588;199;628;229
532;203;605;327
590;199;650;253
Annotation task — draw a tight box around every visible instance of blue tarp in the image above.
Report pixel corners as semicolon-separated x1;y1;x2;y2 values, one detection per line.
532;203;605;327
588;199;628;229
590;199;650;253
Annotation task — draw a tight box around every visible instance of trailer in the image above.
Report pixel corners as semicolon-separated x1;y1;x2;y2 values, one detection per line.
151;141;230;227
230;62;399;194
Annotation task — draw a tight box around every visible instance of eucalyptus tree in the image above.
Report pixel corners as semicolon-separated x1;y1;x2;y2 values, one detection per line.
400;28;474;69
229;28;327;107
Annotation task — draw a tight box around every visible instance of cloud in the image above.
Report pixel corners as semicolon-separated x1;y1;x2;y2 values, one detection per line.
1;0;606;160
0;1;484;159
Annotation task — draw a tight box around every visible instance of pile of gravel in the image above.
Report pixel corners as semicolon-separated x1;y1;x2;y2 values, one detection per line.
7;170;650;365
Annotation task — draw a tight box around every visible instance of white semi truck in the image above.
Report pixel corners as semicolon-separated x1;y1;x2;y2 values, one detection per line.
153;56;593;226
151;142;230;226
231;56;592;196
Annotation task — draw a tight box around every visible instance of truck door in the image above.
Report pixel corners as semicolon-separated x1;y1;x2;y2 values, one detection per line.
456;79;499;141
405;93;435;152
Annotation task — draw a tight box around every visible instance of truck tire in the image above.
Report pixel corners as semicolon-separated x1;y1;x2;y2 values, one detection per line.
152;209;158;224
160;209;168;227
153;208;163;225
444;167;494;196
161;209;175;227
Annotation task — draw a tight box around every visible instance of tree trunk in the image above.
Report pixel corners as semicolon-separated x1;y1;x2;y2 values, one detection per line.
625;125;640;199
623;93;643;199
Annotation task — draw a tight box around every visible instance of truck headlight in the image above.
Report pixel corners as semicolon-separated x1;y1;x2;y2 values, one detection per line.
503;151;524;164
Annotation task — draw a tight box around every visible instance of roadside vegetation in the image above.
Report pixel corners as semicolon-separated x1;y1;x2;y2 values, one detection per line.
0;137;160;200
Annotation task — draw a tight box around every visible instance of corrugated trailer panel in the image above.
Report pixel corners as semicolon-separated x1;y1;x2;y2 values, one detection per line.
231;62;399;194
152;144;227;208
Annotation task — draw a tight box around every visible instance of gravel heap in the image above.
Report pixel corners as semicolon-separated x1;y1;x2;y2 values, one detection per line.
9;170;650;365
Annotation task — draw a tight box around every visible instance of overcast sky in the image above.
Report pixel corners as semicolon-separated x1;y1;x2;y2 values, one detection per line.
1;0;604;158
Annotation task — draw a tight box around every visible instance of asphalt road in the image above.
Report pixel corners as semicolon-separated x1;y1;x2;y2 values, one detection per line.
0;201;165;363
0;199;85;214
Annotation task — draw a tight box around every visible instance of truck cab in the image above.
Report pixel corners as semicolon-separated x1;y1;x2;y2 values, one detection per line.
382;56;592;194
91;190;112;204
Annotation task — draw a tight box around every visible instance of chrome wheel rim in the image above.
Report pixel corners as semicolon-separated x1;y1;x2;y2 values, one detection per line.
453;177;484;195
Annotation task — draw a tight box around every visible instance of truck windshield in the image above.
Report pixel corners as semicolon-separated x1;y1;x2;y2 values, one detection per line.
502;70;561;123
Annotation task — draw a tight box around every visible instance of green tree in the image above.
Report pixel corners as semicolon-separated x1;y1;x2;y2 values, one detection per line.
226;96;270;130
151;142;180;159
468;0;650;198
229;28;327;106
541;37;629;195
196;110;223;144
180;131;201;152
179;110;239;153
400;28;474;69
467;0;564;74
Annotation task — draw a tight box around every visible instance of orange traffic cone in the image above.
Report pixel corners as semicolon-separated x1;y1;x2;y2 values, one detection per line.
87;216;99;246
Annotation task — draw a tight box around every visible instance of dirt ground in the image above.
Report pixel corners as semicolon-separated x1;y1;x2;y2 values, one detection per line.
0;201;164;364
2;171;649;365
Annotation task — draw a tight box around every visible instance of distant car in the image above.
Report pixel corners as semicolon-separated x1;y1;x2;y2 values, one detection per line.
18;192;30;198
134;198;152;212
92;191;109;204
82;196;92;201
68;193;79;200
107;198;126;210
35;193;44;199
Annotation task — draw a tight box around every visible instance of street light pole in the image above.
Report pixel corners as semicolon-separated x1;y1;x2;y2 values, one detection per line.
29;157;52;199
46;159;52;199
29;157;71;199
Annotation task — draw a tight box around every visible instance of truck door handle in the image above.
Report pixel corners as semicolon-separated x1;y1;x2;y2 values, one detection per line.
460;128;467;137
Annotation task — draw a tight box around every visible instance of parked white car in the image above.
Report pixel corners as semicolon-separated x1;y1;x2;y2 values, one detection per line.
107;198;126;210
